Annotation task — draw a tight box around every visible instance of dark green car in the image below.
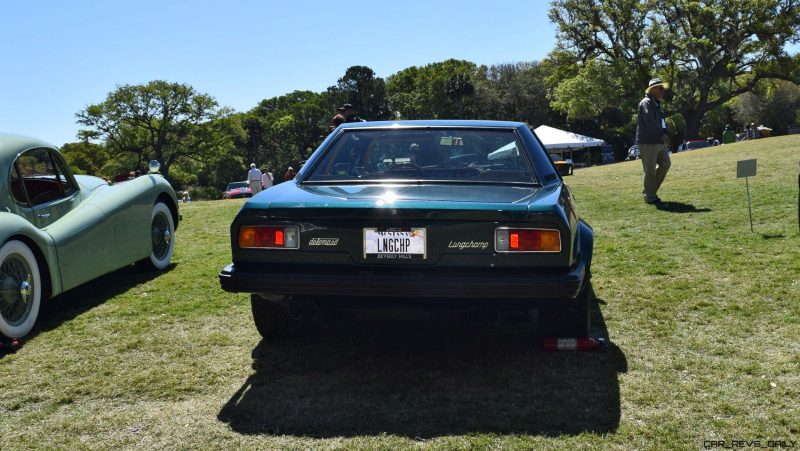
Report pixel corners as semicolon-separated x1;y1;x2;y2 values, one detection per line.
219;121;593;339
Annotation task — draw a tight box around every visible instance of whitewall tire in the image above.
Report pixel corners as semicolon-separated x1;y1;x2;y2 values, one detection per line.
148;202;175;270
0;240;42;338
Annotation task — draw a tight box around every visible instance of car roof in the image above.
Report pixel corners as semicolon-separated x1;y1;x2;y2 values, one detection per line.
336;119;528;130
0;133;57;163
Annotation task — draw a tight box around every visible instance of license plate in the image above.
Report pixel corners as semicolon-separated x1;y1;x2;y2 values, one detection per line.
364;228;426;260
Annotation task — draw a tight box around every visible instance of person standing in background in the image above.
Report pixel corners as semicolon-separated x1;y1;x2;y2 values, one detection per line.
261;167;273;190
341;103;366;122
635;78;672;205
247;163;262;194
284;166;296;181
722;125;736;144
329;106;347;132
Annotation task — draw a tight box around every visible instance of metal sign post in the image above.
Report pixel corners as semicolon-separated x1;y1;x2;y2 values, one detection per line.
737;159;757;233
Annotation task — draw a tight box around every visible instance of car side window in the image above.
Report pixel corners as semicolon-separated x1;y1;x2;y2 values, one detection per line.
51;151;78;197
9;164;28;205
13;148;77;206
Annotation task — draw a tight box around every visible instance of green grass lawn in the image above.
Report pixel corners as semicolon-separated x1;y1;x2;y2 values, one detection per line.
1;136;798;449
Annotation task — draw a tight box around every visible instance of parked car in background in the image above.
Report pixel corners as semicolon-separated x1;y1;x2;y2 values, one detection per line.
0;134;179;339
549;153;574;175
629;144;676;157
219;120;594;340
223;181;252;199
679;140;712;151
626;145;640;160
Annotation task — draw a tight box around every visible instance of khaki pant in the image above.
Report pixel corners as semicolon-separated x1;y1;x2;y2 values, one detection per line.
639;143;671;201
249;180;262;194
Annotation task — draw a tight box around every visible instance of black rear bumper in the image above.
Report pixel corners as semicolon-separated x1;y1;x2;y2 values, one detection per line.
219;258;589;300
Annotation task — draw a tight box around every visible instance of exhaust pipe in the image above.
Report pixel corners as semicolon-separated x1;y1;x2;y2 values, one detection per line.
287;302;304;320
302;302;320;321
287;301;320;321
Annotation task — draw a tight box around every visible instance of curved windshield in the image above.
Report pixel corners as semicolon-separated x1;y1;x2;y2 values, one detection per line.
305;128;536;184
227;182;248;190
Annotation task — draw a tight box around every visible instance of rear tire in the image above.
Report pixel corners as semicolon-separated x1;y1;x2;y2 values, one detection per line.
0;241;42;339
539;280;592;338
251;294;307;340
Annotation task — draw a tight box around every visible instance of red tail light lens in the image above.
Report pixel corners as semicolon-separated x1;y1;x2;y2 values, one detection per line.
495;228;561;253
239;226;299;249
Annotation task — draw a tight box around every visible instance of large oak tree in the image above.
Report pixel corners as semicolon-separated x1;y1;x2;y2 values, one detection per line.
549;0;800;139
76;80;229;181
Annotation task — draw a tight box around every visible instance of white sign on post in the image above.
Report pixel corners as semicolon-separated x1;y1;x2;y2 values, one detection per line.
737;159;757;232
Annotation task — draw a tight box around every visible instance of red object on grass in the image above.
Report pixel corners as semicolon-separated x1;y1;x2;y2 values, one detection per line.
542;337;604;351
0;338;23;355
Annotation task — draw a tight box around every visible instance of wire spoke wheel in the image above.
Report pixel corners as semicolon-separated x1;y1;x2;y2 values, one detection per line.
0;241;41;338
151;211;171;260
147;202;175;270
0;254;34;326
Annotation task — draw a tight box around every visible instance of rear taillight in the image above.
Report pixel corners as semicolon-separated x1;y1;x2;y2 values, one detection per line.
239;226;299;249
495;228;561;253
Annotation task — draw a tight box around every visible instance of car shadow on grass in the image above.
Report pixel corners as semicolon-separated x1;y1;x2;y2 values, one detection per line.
30;264;176;339
218;299;627;438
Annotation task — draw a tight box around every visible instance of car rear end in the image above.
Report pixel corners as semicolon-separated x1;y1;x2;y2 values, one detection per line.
223;189;587;296
219;121;593;338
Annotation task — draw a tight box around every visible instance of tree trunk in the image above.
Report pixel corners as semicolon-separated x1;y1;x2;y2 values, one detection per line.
160;164;170;182
682;108;705;141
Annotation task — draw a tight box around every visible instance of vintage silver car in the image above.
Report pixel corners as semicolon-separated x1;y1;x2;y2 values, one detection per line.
0;134;180;338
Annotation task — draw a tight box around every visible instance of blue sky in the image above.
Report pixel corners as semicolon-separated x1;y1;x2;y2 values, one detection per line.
3;2;797;147
0;1;557;146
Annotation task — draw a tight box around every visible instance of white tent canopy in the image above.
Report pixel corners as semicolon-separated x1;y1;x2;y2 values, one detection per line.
487;141;518;160
533;125;605;150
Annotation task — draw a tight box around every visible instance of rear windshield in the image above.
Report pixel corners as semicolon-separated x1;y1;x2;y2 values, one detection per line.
304;128;536;184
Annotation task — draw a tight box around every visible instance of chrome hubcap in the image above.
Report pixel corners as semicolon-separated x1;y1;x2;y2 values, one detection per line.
20;276;31;300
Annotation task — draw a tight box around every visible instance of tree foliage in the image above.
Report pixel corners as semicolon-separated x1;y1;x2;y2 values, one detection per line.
60;141;110;176
245;90;330;177
76;80;229;181
386;59;480;119
731;79;800;133
328;66;390;120
73;20;800;192
549;0;800;139
474;62;562;127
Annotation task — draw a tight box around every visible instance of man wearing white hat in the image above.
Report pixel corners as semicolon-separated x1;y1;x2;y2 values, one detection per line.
247;163;262;194
636;78;672;204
